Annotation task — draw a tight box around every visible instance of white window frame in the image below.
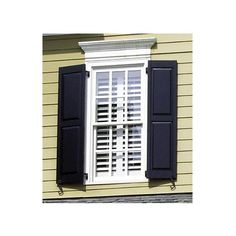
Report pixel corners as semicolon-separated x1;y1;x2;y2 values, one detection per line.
79;37;156;185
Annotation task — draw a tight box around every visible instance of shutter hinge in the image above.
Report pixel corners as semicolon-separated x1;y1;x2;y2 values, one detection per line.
84;173;88;180
86;71;90;78
57;184;64;196
146;67;148;74
170;178;176;191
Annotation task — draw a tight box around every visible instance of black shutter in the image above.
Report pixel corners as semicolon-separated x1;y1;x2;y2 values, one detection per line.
146;61;177;180
57;64;86;185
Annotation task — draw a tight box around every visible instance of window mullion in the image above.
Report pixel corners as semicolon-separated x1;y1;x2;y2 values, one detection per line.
108;70;112;123
93;127;97;182
108;70;112;176
108;126;112;176
125;125;128;176
116;71;124;176
124;70;128;176
125;69;128;122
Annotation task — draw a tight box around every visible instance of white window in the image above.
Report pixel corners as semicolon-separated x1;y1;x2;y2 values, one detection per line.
93;66;146;183
79;37;156;184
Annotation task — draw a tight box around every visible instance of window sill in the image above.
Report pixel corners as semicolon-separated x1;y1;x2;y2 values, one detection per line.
85;177;148;185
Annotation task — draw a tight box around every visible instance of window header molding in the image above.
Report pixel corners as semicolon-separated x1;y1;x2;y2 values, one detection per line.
79;37;156;62
79;37;156;53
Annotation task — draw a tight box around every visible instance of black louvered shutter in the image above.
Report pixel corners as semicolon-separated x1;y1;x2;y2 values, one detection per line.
145;61;177;180
57;64;86;185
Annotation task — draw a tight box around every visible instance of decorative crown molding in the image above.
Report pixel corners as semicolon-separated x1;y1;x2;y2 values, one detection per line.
79;37;156;53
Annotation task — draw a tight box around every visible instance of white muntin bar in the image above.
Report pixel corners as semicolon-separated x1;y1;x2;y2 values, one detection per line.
115;71;125;176
124;70;128;176
108;125;112;176
95;148;141;154
93;120;142;127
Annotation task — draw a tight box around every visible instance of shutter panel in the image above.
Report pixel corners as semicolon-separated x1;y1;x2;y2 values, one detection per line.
57;64;86;185
146;61;177;179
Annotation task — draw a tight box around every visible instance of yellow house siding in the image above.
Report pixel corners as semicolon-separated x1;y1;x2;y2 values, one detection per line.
42;33;192;199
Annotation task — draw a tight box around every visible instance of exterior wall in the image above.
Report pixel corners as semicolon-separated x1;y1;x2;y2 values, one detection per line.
43;33;192;200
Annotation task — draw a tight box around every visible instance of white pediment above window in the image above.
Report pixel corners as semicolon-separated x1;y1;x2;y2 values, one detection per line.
78;37;156;62
79;37;156;52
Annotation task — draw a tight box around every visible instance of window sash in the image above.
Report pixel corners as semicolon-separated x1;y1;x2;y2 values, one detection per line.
85;63;147;185
86;64;147;184
93;67;144;125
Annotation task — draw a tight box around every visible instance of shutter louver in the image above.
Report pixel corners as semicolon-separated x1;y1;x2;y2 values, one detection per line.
146;61;177;180
57;64;86;185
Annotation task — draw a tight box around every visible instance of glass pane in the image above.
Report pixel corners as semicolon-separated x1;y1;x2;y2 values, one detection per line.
96;153;109;177
112;71;125;96
96;98;109;122
112;125;125;150
96;72;109;96
111;97;125;122
128;125;142;149
128;150;141;175
96;126;109;150
112;151;125;175
128;70;141;95
127;96;141;121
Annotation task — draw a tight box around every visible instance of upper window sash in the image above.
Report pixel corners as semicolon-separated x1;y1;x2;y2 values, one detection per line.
93;67;144;126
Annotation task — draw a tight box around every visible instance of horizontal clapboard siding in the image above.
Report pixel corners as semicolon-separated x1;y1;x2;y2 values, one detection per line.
42;88;192;106
43;68;192;85
43;139;192;159
43;116;192;137
43;33;192;51
43;185;192;199
43;41;192;61
43;166;191;183
43;173;192;193
42;83;192;97
42;105;193;117
42;116;192;129
43;137;192;150
43;53;192;73
43;150;192;163
43;157;192;171
43;125;192;138
42;33;192;199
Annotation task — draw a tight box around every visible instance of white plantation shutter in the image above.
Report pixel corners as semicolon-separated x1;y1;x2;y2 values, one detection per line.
93;67;145;181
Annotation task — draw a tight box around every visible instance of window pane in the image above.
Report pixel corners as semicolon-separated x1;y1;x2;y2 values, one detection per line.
111;97;125;122
96;98;109;122
112;151;125;176
111;71;126;123
96;126;109;150
127;70;141;121
128;151;141;175
128;125;142;149
128;70;141;95
112;125;125;150
127;96;141;121
112;71;125;96
96;153;109;177
96;72;109;96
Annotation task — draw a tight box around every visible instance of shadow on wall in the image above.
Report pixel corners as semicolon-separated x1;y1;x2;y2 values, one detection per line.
148;179;176;189
57;178;177;194
43;33;105;55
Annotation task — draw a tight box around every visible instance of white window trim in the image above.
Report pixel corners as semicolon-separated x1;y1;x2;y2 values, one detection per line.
79;37;156;185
